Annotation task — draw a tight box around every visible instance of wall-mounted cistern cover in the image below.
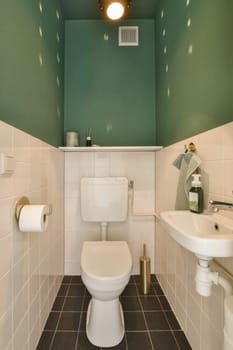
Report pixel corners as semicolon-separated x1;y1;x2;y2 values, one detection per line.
81;177;128;222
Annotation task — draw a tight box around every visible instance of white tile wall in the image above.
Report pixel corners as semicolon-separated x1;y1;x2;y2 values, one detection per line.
0;121;64;350
155;121;233;350
65;151;155;275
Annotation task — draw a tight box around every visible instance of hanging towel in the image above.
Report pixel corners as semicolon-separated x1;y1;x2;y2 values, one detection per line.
173;152;201;210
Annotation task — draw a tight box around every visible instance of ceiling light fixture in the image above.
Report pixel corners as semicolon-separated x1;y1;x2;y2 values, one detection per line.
99;0;132;22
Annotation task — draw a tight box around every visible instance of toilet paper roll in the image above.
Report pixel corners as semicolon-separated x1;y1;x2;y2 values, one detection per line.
19;205;50;232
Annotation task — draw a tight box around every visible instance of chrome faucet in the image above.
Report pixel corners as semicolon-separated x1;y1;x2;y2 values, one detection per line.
209;199;233;212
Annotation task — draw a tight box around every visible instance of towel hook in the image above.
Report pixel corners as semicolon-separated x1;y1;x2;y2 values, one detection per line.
188;142;196;152
184;142;196;153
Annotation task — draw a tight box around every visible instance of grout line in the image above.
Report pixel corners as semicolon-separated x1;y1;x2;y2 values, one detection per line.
133;276;155;350
163;310;182;350
74;286;88;350
49;278;70;350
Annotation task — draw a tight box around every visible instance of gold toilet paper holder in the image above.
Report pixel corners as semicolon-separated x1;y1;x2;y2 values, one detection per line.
15;196;52;222
15;196;30;222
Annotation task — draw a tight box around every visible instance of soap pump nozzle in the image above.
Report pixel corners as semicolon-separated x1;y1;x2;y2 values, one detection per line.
192;174;201;187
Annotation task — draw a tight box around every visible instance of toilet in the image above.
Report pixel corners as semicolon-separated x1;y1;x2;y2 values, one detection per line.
80;177;132;348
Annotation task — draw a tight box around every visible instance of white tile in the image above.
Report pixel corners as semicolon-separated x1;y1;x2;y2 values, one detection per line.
0;121;13;153
0;197;13;238
12;223;29;266
0;234;12;278
186;317;200;350
223;121;233;160
13;253;29;298
65;260;80;275
65;229;81;263
13;162;30;197
187;292;201;333
200;312;222;350
65;166;81;198
65;152;94;168
0;175;14;199
201;160;224;196
65;196;81;230
175;297;187;332
29;270;40;305
13;283;29;332
94;152;110;169
0;308;13;350
13;311;29;350
13;128;30;163
29;318;40;350
0;271;12;319
223;160;233;198
201;284;224;334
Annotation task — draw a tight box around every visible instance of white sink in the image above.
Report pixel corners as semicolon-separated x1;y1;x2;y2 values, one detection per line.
159;210;233;259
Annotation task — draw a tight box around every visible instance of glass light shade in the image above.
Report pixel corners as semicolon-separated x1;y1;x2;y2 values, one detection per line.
106;2;125;20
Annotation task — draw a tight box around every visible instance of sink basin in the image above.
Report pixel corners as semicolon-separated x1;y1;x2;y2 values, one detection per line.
159;210;233;258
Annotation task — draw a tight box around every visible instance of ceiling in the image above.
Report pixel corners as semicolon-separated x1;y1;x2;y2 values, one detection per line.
61;0;158;20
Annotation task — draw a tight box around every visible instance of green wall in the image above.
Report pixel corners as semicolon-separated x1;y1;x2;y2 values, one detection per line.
155;0;233;146
0;0;64;147
64;20;156;146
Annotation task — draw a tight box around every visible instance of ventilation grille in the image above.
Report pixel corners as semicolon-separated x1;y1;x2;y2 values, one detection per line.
118;26;139;46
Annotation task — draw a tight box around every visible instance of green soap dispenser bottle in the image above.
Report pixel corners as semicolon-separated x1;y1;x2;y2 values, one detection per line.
189;174;203;213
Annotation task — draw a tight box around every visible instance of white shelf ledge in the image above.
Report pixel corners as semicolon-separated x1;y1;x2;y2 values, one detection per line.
59;146;162;152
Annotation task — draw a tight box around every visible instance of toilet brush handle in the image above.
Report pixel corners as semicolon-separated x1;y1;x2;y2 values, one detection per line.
143;244;146;257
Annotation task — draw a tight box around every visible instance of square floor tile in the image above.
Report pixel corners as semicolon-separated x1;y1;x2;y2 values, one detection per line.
63;297;83;311
57;312;81;331
71;275;82;284
44;312;60;330
120;297;141;311
145;311;170;331
104;336;127;350
51;331;78;350
165;311;181;330
80;312;87;331
36;331;54;350
153;284;164;296
52;297;65;311
150;331;179;350
62;276;72;283
151;275;159;283
122;284;138;296
140;296;162;311
126;331;153;350
77;331;101;349
83;296;91;311
124;311;147;331
58;284;69;297
174;331;192;350
68;284;85;297
132;275;140;283
158;296;171;311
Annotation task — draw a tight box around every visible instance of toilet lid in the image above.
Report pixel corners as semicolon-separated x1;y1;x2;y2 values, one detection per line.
81;241;132;279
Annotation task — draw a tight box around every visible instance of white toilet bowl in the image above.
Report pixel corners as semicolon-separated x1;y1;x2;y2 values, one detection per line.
81;241;132;348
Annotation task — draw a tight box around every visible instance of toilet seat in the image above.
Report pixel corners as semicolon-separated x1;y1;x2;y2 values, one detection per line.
81;241;131;278
81;241;132;292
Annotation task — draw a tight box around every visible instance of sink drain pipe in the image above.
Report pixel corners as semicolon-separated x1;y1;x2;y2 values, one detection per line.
195;257;233;350
195;257;233;297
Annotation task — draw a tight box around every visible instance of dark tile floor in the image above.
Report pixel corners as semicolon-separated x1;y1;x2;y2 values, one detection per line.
37;275;192;350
